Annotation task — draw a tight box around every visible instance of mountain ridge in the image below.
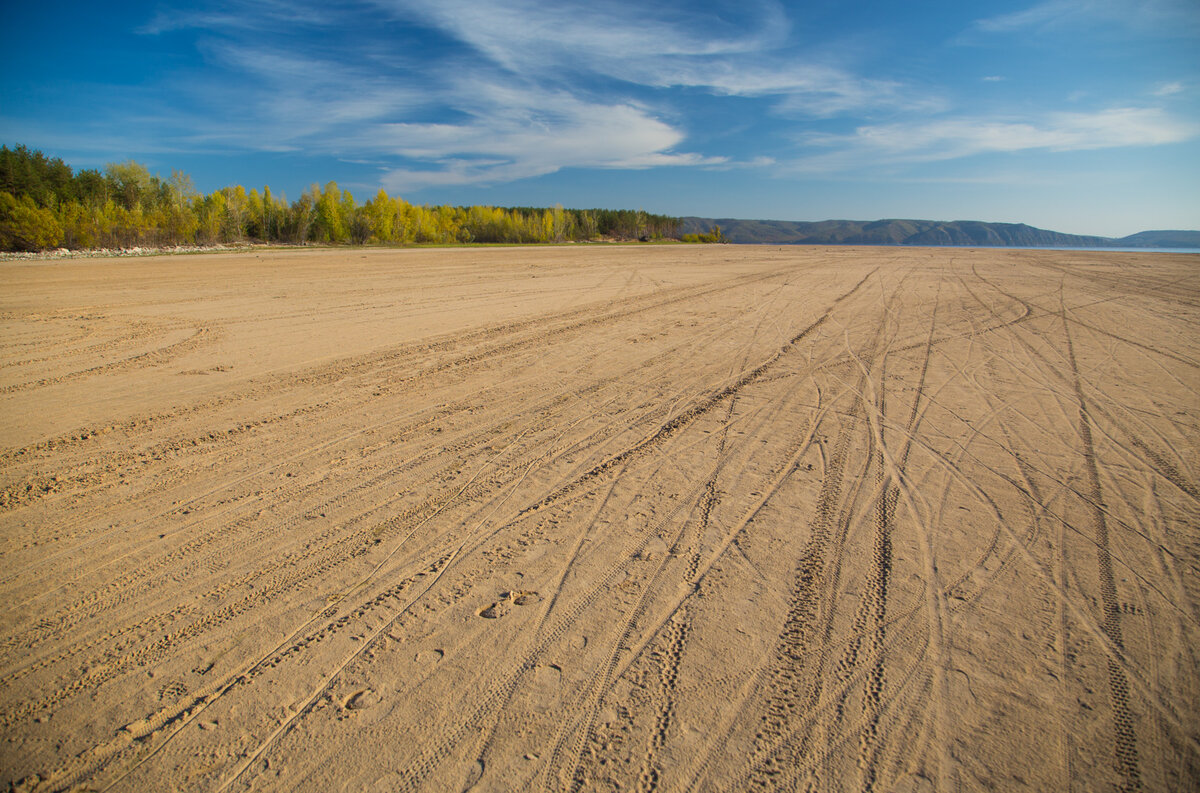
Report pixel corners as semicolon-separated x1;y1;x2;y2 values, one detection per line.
679;217;1200;248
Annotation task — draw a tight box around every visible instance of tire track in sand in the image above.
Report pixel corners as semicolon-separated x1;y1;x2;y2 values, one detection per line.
1060;292;1143;793
323;271;878;793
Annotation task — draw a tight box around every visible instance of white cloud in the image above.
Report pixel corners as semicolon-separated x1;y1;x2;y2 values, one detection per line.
1153;81;1185;96
140;42;434;155
157;49;722;188
982;76;1005;82
139;12;253;35
969;0;1200;37
127;0;943;188
374;0;789;74
139;1;336;34
367;84;725;190
376;0;938;119
131;0;1196;193
125;0;808;187
973;0;1092;33
792;107;1198;171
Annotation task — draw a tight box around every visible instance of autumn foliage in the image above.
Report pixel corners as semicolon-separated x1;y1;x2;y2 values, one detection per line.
0;145;681;251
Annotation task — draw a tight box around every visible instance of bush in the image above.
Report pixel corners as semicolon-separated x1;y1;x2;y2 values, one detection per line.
0;191;63;251
683;224;725;243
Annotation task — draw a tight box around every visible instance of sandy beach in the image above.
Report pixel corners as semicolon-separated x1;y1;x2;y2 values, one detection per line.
1;244;1196;791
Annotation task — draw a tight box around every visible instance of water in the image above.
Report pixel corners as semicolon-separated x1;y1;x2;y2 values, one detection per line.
970;246;1199;254
766;244;1200;253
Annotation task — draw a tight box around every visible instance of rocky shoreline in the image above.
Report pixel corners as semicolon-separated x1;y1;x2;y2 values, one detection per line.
0;243;274;261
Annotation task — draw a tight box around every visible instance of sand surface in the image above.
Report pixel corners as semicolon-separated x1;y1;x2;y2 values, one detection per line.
1;245;1197;791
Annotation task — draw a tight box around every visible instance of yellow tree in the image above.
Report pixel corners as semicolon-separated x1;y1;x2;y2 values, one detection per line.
261;185;281;240
314;181;347;242
196;190;225;245
221;185;249;241
247;188;264;239
105;160;155;210
436;204;459;243
364;189;395;242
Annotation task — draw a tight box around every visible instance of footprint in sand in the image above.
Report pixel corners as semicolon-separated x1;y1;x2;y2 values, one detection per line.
530;664;562;712
415;648;444;667
508;590;542;606
478;591;541;618
342;688;380;711
478;601;510;619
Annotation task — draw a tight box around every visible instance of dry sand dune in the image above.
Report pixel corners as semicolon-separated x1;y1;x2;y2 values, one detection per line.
1;245;1197;792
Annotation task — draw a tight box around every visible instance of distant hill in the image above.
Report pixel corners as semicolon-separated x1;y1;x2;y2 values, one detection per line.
1114;230;1200;248
680;218;1200;248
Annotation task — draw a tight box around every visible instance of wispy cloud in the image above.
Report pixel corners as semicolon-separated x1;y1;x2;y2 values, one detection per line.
373;0;790;75
368;84;726;190
102;0;1199;192
126;0;941;187
441;0;936;113
138;12;254;35
968;0;1200;38
973;0;1095;34
139;0;336;34
194;42;427;140
371;0;940;120
791;107;1198;171
1153;81;1185;96
150;35;726;188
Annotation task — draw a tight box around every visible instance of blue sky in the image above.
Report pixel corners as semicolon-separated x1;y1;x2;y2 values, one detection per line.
2;0;1197;236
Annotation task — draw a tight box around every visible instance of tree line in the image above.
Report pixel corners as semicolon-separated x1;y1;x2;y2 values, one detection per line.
0;144;686;252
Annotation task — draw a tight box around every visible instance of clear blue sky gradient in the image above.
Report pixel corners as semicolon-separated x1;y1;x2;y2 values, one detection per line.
2;0;1197;236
